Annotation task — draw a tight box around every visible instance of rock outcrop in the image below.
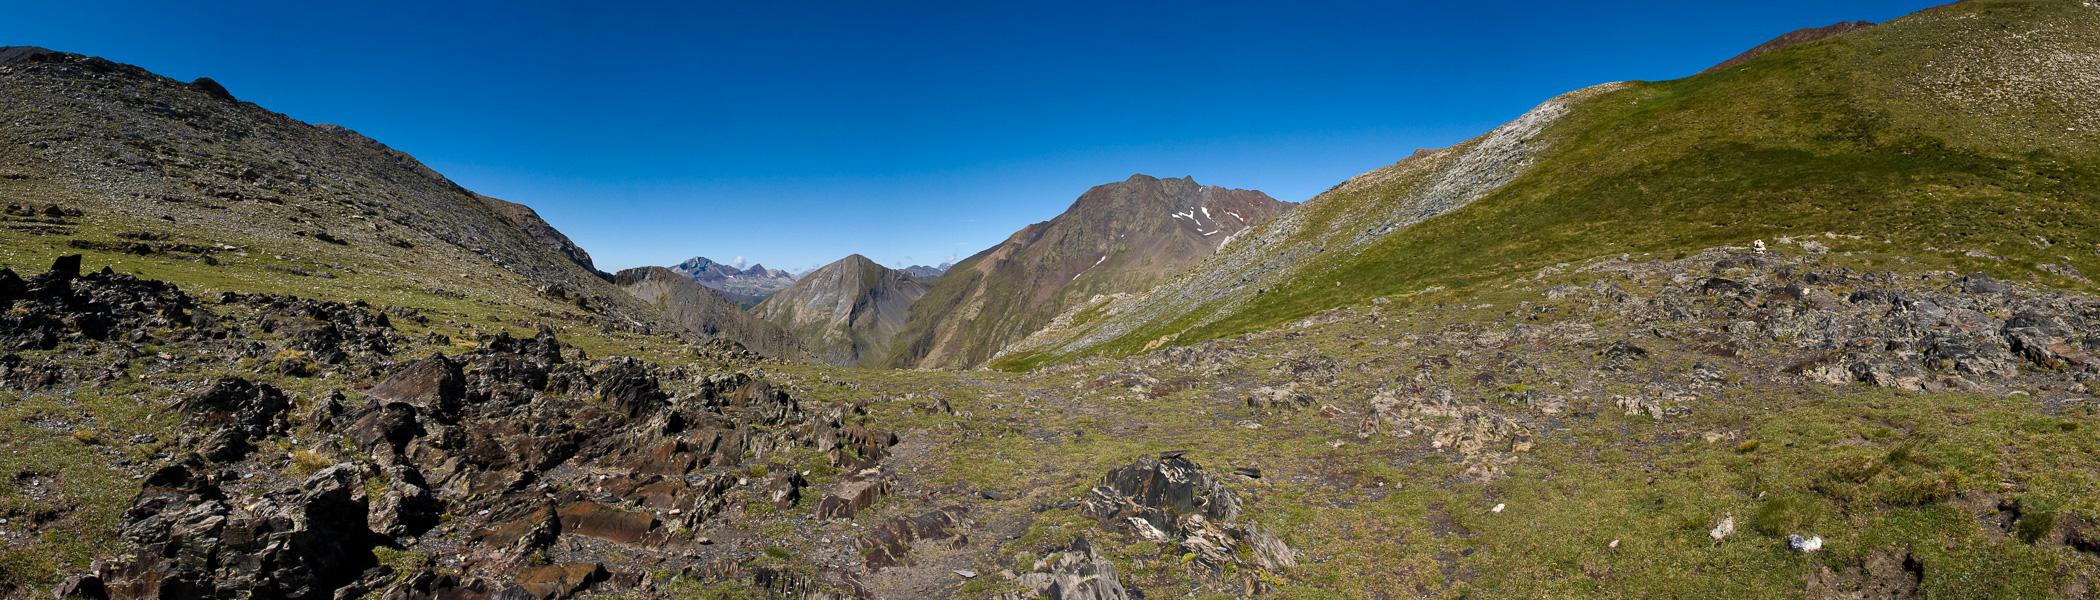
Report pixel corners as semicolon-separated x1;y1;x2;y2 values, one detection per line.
1082;455;1296;584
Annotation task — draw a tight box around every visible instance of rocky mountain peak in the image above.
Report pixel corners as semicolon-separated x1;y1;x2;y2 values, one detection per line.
754;254;929;366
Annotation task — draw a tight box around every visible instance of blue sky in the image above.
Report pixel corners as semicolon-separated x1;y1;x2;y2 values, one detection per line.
5;0;1941;273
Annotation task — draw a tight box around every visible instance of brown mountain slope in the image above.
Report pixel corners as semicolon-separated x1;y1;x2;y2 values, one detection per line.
753;254;928;367
614;266;812;362
885;174;1293;369
1702;20;1877;73
0;46;675;337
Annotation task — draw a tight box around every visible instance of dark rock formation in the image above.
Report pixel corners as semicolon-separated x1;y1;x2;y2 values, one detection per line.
100;464;379;599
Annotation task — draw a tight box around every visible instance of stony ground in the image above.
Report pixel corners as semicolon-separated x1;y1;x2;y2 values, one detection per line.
5;241;2100;599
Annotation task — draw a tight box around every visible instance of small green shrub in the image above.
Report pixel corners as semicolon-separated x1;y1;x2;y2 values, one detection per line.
2016;510;2059;545
1752;495;1828;537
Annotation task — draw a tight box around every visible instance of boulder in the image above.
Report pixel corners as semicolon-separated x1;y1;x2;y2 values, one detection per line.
816;469;887;520
100;464;378;600
367;355;465;419
512;562;607;600
857;506;970;569
556;502;659;545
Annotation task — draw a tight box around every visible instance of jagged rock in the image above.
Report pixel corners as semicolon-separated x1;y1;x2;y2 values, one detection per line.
1246;385;1314;410
768;470;808;509
1363;386;1533;480
100;464;378;600
857;506;971;569
368;466;441;538
816;468;887;520
1952;272;2009;295
175;377;289;461
366;355;465;419
52;574;107;600
557;501;660;545
827;425;897;469
512;563;608;600
1080;455;1294;575
996;537;1131;600
348;402;423;458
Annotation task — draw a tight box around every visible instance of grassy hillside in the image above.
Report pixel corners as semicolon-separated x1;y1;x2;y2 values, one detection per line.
998;0;2100;370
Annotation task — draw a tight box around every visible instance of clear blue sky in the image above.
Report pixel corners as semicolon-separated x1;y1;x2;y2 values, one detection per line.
5;1;1941;273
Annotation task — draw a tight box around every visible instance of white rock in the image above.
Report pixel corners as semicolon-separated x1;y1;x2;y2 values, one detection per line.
1491;503;1506;513
1788;534;1823;552
1709;516;1735;541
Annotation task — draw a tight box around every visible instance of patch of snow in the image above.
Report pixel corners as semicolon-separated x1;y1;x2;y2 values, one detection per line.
1094;255;1106;267
1227;211;1243;222
1202;230;1219;236
1200;206;1211;219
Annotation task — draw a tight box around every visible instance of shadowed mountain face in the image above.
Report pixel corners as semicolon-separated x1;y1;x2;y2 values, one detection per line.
753;254;929;367
612;266;811;362
0;46;680;335
670;256;797;299
885;174;1294;369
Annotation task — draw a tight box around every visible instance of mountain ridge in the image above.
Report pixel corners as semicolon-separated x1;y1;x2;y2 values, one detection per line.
669;255;797;299
0;45;684;341
752;254;929;366
995;0;2100;369
886;174;1295;369
612;265;812;362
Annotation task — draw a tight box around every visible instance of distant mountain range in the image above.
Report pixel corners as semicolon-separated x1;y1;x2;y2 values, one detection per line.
900;262;950;280
613;266;811;361
668;256;798;303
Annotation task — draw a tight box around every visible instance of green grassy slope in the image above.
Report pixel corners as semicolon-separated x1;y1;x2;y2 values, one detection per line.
998;0;2100;369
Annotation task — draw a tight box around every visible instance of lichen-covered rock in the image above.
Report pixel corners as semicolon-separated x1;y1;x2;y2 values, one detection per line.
996;537;1131;600
1081;455;1294;577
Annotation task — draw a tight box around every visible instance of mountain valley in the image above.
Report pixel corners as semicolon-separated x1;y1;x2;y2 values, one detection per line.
3;1;2100;599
